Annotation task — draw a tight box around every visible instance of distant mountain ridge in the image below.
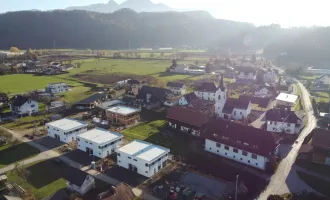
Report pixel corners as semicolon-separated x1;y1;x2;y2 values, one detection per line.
66;0;173;13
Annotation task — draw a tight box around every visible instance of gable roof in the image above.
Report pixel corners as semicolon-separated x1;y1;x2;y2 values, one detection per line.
205;119;281;156
136;85;171;102
222;98;251;114
64;166;90;187
238;67;257;74
166;82;185;88
167;106;208;128
311;128;330;149
189;99;204;110
98;183;135;200
265;108;302;124
197;82;217;92
75;93;106;105
9;95;32;107
238;95;271;108
182;92;198;103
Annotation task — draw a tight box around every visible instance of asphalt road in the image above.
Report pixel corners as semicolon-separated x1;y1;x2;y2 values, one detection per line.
257;80;317;199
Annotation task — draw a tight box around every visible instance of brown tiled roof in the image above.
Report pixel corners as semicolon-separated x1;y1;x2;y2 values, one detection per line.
166;82;185;88
189;99;204;110
183;92;198;103
99;183;135;200
311;128;330;149
205;119;282;156
197;82;217;92
265;108;302;124
238;95;271;108
167;106;208;128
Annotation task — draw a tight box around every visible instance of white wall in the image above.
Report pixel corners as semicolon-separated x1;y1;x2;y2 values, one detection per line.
116;151;169;178
266;121;296;134
178;97;188;106
205;139;268;170
47;125;87;143
10;100;39;115
77;137;122;158
48;83;69;93
238;72;256;80
67;175;95;195
166;86;186;95
195;91;216;101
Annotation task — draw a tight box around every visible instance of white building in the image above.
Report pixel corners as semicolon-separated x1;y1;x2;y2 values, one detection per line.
266;109;304;134
169;65;187;73
215;77;252;120
315;75;330;85
9;95;39;116
306;66;330;75
238;68;257;80
276;93;298;107
77;128;123;158
46;118;88;143
264;69;277;84
205;119;282;170
166;82;186;95
195;82;217;101
46;83;69;94
65;166;95;195
116;140;170;178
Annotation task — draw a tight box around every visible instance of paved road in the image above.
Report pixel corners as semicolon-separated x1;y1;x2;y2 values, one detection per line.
0;127;160;200
257;80;317;199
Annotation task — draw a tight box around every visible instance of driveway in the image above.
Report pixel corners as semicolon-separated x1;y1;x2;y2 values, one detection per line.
257;80;317;199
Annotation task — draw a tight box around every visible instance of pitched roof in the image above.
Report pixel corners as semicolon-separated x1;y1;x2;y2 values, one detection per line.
75;93;106;105
222;98;251;114
182;92;198;103
136;85;170;102
238;67;257;74
265;108;302;124
166;82;185;88
98;183;135;200
127;79;140;85
311;128;330;149
205;119;281;156
238;95;271;108
9;95;31;107
167;106;208;128
189;99;204;110
64;166;90;187
197;82;217;92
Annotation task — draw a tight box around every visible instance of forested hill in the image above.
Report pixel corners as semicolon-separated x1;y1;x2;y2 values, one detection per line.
0;9;253;49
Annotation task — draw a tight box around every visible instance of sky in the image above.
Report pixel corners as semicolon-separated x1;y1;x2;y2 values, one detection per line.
0;0;329;27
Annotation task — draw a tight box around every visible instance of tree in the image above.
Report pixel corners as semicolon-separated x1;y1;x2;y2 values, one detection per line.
251;54;256;63
10;47;20;53
86;49;92;55
205;62;212;73
149;53;154;58
171;59;177;68
194;60;199;65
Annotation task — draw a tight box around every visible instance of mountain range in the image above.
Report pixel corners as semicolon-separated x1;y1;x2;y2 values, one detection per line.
66;0;174;13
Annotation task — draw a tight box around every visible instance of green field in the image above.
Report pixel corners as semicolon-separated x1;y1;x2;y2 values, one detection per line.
122;120;167;141
0;142;40;168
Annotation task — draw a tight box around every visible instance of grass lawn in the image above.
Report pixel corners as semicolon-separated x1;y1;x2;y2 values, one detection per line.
122;120;167;141
3;114;51;130
297;171;330;197
313;92;330;103
296;159;330;178
0;142;40;168
59;86;93;104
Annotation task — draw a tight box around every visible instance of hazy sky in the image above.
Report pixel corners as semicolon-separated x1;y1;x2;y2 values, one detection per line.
1;0;328;27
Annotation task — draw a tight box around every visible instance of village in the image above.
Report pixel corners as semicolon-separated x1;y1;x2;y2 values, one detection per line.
0;51;328;200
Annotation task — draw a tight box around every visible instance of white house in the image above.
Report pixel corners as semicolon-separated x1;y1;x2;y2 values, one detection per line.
255;87;270;97
46;83;69;94
264;69;277;84
205;119;282;170
77;128;123;158
178;92;199;106
65;166;95;195
238;68;257;80
9;95;39;116
195;82;217;101
169;65;187;73
116;140;170;178
266;108;304;134
166;82;186;95
46;118;88;143
215;76;252;120
315;75;330;85
276;93;298;108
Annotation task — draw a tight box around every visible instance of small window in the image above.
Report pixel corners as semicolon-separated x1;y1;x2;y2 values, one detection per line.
145;163;149;167
158;165;161;170
128;157;131;159
224;145;229;150
240;158;243;160
225;152;227;155
209;148;212;150
117;153;121;157
240;112;242;115
77;138;80;141
256;163;258;166
287;123;291;127
252;154;258;159
119;160;121;162
134;159;137;161
217;150;219;153
233;155;235;158
216;143;221;148
233;148;238;153
145;171;148;173
234;111;236;116
242;151;247;156
248;160;250;163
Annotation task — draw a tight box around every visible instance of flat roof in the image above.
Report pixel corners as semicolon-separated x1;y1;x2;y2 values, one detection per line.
276;93;298;103
107;105;140;116
77;128;122;144
46;118;87;131
116;140;169;162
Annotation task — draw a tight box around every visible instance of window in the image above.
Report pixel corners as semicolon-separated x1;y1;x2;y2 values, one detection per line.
252;154;258;159
145;171;148;173
233;148;238;153
128;157;131;159
133;159;137;161
234;111;236;116
225;152;227;155
217;150;219;153
233;155;235;158
158;165;161;170
242;151;248;156
85;141;88;143
209;148;212;150
248;160;250;163
145;163;149;167
240;158;243;160
256;163;258;166
240;112;242;115
225;145;229;150
269;121;272;125
216;143;221;147
117;153;121;157
287;123;291;127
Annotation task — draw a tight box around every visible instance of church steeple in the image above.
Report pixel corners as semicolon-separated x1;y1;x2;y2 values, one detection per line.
219;74;225;91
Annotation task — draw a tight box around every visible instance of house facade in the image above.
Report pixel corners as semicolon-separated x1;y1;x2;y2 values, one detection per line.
106;106;140;126
167;106;208;137
116;140;170;178
238;68;257;80
264;69;277;84
255;87;270;97
65;166;95;195
46;83;69;94
77;128;123;158
166;82;186;95
74;92;108;110
169;65;187;73
46;118;88;143
195;82;217;101
204;119;281;170
178;92;199;106
9;95;39;116
266;108;304;134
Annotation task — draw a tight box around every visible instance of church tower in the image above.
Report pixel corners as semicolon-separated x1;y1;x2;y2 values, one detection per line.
215;75;227;117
